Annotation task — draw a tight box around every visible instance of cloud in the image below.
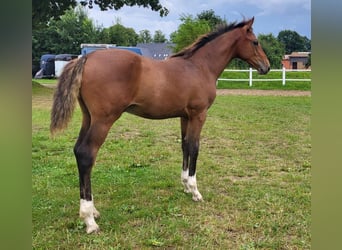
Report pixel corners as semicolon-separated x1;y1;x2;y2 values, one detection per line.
245;0;311;15
86;0;311;39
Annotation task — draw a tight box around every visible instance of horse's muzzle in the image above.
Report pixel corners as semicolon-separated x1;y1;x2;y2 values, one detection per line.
258;63;270;75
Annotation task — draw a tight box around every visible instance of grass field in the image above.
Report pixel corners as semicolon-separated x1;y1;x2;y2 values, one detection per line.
32;82;311;249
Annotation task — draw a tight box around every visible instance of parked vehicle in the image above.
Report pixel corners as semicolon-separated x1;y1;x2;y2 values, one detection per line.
55;54;78;77
34;54;56;79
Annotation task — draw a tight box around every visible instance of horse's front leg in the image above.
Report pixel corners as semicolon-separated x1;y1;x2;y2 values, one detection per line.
182;112;207;202
187;135;203;202
180;117;191;193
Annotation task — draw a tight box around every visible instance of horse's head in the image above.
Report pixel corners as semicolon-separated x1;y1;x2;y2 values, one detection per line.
236;17;270;74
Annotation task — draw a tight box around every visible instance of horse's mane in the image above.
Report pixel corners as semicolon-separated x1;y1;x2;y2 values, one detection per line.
171;19;249;59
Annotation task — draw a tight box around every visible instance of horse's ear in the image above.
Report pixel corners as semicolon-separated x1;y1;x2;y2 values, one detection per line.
249;17;255;26
244;17;254;32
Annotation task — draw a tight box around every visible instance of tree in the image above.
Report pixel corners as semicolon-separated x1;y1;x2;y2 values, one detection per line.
53;7;100;53
170;10;226;53
32;7;101;69
228;34;285;69
197;9;226;29
227;58;249;69
79;0;168;16
259;33;285;68
32;0;77;29
306;53;311;68
277;30;310;54
170;15;210;53
32;26;59;69
104;22;139;46
33;0;168;29
302;36;311;51
153;30;167;43
138;30;153;43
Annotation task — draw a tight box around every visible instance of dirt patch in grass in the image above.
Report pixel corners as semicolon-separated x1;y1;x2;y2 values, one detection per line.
32;82;55;108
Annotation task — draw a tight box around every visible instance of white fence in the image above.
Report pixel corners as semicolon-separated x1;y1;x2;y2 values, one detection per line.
217;68;311;87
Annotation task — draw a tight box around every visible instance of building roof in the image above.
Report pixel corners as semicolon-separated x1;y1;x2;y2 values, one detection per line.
283;52;311;59
137;43;175;60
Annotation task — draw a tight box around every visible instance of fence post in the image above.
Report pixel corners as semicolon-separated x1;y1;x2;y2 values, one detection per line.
249;68;253;87
282;67;286;86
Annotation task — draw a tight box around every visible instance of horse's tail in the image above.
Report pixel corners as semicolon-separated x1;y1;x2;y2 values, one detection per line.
50;56;87;135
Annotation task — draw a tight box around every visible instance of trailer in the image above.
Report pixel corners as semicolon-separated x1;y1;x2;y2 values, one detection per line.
54;54;78;77
80;44;142;56
34;54;56;79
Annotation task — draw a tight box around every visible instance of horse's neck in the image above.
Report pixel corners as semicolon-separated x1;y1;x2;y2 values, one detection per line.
192;30;240;79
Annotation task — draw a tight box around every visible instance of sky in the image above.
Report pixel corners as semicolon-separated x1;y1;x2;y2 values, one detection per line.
86;0;311;39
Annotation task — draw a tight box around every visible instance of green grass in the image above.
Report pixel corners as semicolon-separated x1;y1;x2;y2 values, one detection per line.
32;83;311;249
33;78;58;85
217;70;311;90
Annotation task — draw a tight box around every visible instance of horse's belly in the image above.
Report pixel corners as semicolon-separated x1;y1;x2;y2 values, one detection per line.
125;103;186;119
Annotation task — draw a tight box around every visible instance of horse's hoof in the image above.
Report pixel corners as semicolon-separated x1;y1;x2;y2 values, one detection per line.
86;224;100;234
192;194;203;202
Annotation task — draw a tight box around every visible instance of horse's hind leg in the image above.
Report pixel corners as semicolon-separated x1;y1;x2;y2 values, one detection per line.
74;115;116;233
73;99;100;220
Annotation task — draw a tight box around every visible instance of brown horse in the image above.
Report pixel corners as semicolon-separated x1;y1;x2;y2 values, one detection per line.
50;17;270;233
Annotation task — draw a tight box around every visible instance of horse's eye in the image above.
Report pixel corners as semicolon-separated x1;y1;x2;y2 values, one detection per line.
253;40;259;46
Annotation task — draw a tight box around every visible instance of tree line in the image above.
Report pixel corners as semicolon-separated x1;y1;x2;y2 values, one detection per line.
32;7;167;70
32;2;311;73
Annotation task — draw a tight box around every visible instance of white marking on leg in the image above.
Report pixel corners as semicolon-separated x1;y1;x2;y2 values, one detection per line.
181;169;191;193
93;206;100;219
188;175;203;202
80;199;100;233
92;195;100;218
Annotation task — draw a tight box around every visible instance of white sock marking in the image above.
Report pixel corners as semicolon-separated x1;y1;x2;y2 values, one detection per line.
188;175;203;201
80;199;100;233
181;169;191;193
